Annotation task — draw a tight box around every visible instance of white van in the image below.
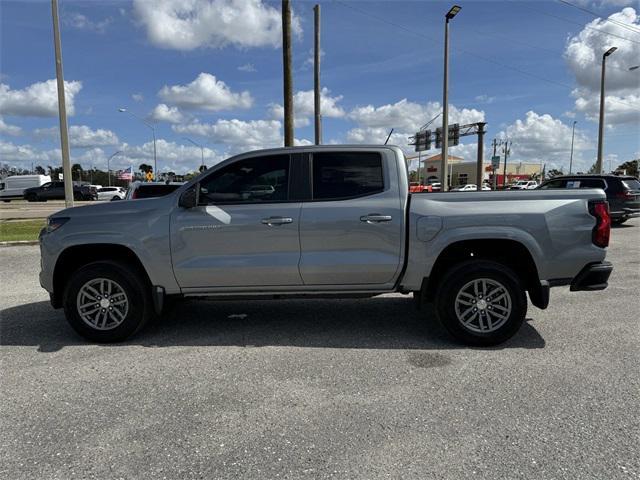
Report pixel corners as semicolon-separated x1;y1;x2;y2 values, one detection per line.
0;175;52;202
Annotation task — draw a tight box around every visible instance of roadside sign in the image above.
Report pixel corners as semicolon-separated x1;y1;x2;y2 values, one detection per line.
491;155;500;169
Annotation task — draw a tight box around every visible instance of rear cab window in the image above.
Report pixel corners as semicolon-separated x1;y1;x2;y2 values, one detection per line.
311;152;384;201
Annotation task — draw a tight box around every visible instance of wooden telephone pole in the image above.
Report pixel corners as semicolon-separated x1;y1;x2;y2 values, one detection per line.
282;0;294;147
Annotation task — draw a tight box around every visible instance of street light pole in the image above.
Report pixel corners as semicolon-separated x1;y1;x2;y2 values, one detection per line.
596;47;617;174
184;137;205;169
118;108;157;179
107;151;122;187
441;5;461;192
569;120;577;174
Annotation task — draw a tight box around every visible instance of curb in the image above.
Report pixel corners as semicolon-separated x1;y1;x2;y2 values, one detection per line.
0;240;40;247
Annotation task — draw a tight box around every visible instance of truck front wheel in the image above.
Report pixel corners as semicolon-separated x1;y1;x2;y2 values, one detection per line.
435;260;527;346
63;261;152;342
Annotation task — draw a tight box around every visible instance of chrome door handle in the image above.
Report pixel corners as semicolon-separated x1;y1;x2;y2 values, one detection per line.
360;214;392;223
261;216;293;226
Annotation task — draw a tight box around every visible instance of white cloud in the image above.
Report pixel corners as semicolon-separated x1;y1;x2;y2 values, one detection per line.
346;99;485;152
133;0;301;50
0;116;22;136
64;13;112;33
119;139;222;172
269;88;345;127
0;80;82;117
0;140;58;163
173;119;282;153
348;99;484;133
34;125;120;148
132;93;144;102
564;7;640;126
574;91;640;125
158;73;253;111
498;111;593;170
148;103;187;124
238;63;257;73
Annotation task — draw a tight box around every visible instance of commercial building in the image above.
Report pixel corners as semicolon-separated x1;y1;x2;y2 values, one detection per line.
406;153;542;187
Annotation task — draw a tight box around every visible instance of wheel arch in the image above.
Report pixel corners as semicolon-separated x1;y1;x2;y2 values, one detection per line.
51;244;152;308
420;238;548;309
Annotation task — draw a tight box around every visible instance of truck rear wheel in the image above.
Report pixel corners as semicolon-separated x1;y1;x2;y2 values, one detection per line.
63;261;152;342
435;260;527;346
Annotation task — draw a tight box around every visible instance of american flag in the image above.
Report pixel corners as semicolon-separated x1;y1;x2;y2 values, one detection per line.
116;166;133;181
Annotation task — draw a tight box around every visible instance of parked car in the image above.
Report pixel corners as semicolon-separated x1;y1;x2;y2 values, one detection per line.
452;184;491;191
539;174;640;224
0;174;51;202
409;182;428;193
125;181;184;200
510;180;538;190
23;181;97;202
96;186;126;201
39;146;612;346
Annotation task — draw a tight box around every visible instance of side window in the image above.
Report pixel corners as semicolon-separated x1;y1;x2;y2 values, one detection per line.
198;155;290;205
312;152;384;201
579;179;606;189
540;179;566;189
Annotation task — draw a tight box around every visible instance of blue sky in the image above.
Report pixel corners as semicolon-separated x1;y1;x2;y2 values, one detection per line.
1;0;638;174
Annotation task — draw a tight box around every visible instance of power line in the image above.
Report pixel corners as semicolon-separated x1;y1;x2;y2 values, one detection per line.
556;0;640;36
333;1;639;112
521;3;640;46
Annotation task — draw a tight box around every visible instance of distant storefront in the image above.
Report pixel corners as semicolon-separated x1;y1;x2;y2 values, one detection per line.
406;153;541;186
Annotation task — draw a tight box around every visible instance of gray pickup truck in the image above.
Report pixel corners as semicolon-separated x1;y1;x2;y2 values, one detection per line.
39;146;613;345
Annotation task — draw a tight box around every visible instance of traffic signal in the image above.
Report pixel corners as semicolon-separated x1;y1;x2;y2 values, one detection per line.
435;128;442;149
449;123;460;146
413;130;432;152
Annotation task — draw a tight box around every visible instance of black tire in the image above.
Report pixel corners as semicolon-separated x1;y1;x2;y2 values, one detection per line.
434;260;527;346
3;200;10;203
63;261;153;342
612;218;627;225
26;194;37;202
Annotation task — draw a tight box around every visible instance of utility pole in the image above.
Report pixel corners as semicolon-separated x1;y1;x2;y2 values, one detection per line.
51;0;73;208
441;6;462;192
502;139;512;189
475;122;486;191
491;138;499;190
282;0;294;147
569;120;577;174
313;4;322;145
596;47;616;174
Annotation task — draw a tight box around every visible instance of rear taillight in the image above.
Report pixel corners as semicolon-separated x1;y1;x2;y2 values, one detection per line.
615;191;633;199
589;200;610;248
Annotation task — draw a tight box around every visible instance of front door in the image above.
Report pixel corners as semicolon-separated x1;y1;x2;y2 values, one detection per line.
171;154;303;289
298;151;404;286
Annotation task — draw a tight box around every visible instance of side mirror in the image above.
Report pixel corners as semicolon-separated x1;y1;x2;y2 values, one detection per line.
179;185;198;209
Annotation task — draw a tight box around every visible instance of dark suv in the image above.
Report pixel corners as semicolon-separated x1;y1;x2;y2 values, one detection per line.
538;174;640;224
23;182;98;202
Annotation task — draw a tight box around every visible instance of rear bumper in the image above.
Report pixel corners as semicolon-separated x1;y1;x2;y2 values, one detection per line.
570;261;613;292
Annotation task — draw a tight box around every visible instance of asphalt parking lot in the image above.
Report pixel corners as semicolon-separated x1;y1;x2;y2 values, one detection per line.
1;220;639;479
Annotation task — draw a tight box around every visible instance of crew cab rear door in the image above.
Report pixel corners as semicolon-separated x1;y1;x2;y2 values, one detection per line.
170;153;303;289
298;150;404;286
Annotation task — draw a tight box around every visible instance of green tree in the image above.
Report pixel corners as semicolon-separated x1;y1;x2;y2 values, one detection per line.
615;160;639;177
138;163;153;174
547;168;564;178
34;165;46;175
71;163;83;181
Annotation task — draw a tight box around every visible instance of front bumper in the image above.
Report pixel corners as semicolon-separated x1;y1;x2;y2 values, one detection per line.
611;207;640;219
570;261;613;291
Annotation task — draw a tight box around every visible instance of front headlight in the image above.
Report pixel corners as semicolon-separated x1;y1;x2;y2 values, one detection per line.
45;216;70;234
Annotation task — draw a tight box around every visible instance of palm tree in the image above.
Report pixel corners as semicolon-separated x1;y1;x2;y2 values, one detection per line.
71;163;83;181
